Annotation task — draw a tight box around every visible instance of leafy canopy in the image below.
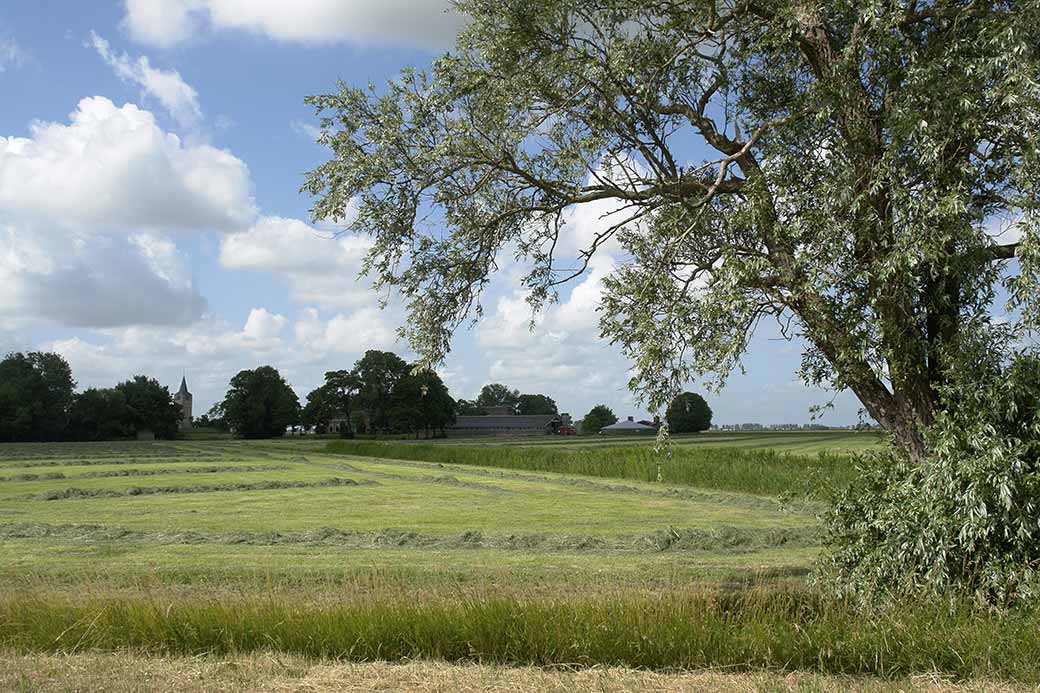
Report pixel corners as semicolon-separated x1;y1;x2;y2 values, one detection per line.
0;352;75;442
581;404;618;434
305;0;1040;462
475;383;521;411
516;393;558;415
666;392;713;433
219;366;301;439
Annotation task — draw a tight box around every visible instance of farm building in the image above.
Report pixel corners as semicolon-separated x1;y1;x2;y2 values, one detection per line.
601;417;656;434
450;412;572;435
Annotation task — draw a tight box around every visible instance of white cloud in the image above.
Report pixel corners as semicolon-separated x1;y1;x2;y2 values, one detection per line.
90;31;203;130
0;36;24;72
291;120;322;142
0;97;259;328
0;224;206;327
293;307;397;354
42;304;401;413
0;96;255;232
243;307;287;340
220;214;379;309
122;0;463;51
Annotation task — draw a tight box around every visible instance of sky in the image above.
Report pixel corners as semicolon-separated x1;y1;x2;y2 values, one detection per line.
0;1;867;426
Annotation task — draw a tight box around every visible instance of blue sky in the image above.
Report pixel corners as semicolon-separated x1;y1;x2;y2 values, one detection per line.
0;1;865;425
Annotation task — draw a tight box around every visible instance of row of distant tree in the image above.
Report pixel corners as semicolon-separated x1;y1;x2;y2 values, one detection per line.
0;352;182;442
456;383;560;416
207;360;570;439
202;351;458;439
0;349;710;442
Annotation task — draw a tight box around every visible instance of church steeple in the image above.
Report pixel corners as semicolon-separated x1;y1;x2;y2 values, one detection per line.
173;373;193;431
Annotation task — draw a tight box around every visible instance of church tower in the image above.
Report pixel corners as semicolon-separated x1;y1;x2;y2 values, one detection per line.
173;375;193;431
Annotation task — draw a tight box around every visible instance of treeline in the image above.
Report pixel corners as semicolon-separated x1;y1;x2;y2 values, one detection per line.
207;350;456;439
0;352;181;442
456;383;559;416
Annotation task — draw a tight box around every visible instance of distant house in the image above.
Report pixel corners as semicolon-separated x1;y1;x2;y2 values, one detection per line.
600;416;656;434
450;412;572;436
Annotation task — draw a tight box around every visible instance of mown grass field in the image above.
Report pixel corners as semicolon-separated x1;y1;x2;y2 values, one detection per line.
2;432;1037;689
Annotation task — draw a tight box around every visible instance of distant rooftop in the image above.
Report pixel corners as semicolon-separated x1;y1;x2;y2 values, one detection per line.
601;417;655;432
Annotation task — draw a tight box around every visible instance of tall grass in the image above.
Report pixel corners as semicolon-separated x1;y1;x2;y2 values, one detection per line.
2;589;1038;681
325;440;856;497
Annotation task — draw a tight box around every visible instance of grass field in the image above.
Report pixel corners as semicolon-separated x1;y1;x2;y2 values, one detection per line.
438;429;886;455
2;432;1036;688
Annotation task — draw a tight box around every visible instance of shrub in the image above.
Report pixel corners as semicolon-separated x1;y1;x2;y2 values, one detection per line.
820;354;1040;606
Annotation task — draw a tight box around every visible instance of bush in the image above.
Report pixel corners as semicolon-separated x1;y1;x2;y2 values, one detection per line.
820;354;1040;606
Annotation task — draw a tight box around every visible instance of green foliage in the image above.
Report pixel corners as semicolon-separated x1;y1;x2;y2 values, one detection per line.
666;392;712;433
304;0;1040;463
475;383;520;412
67;388;132;441
313;351;457;437
821;352;1040;606
390;367;456;437
581;405;617;434
6;590;1040;681
303;370;361;437
455;399;486;416
218;366;301;439
204;403;229;432
67;378;180;441
352;350;409;433
0;352;75;442
516;393;557;415
113;376;182;440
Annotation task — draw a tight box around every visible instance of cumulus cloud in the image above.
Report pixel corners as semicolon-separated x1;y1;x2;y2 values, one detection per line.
43;304;401;412
0;36;24;72
293;307;398;355
0;97;259;328
243;307;288;340
0;224;206;327
122;0;463;51
219;215;379;309
90;31;203;130
471;166;642;410
0;97;255;231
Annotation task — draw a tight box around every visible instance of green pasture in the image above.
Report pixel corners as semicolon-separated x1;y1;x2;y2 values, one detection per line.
4;436;1037;683
0;449;813;537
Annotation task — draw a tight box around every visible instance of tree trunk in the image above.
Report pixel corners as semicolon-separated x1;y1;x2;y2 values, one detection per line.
849;378;932;464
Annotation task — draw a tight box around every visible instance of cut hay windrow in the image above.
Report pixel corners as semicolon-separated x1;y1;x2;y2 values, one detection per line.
0;521;822;553
0;465;288;483
30;477;373;501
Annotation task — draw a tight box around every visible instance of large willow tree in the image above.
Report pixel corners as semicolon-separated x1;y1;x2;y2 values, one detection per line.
305;0;1040;465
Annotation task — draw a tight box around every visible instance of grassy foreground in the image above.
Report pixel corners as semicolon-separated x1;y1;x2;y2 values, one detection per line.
2;588;1040;682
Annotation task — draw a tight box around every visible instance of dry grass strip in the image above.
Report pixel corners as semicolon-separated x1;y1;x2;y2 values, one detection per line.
0;651;1029;693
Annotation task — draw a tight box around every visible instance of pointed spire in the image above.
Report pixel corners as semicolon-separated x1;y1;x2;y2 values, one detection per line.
178;372;190;396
